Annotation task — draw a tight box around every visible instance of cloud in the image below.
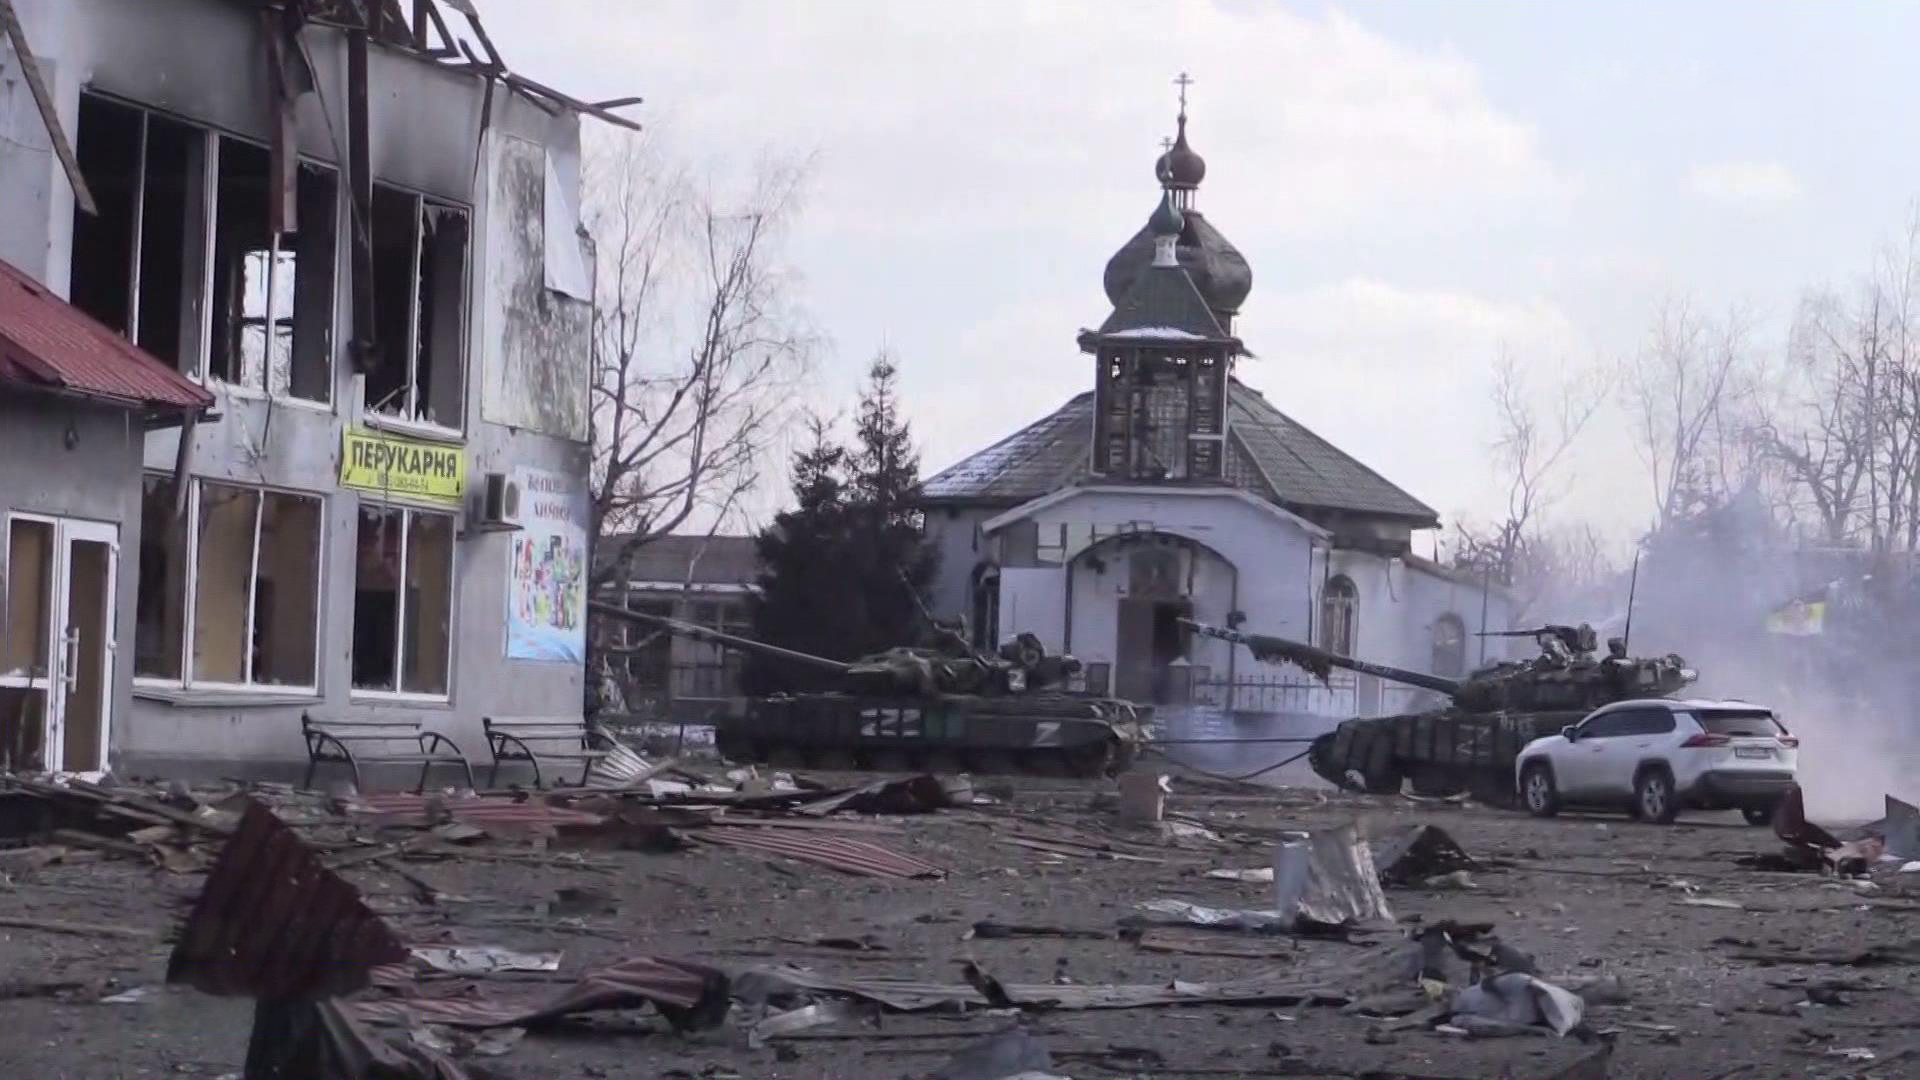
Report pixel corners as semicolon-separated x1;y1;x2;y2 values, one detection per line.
1237;278;1590;527
1685;161;1801;206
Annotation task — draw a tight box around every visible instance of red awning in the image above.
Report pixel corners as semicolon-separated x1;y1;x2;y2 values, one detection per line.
0;256;213;414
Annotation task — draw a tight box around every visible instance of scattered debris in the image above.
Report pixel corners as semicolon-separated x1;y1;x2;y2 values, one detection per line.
1450;972;1585;1037
410;946;562;975
1132;899;1296;933
1372;824;1477;887
409;1023;526;1058
353;956;730;1033
970;921;1109;941
690;828;944;879
1130;927;1300;958
930;1028;1059;1080
1116;772;1170;823
743;964;1344;1013
746;1001;857;1048
1204;866;1276;883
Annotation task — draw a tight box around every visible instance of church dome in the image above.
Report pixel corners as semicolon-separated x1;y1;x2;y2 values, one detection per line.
1106;107;1250;318
1154;115;1206;189
1103;204;1252;317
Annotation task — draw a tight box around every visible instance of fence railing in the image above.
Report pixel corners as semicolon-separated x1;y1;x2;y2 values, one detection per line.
1191;673;1441;718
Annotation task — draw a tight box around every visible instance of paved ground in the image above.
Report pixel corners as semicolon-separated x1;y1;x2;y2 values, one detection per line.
2;770;1916;1079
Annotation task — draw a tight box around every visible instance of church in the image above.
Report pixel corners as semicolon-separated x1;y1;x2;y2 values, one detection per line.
919;94;1510;722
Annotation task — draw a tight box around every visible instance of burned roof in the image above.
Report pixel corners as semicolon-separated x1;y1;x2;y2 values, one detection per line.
920;380;1437;524
0;257;213;417
600;534;760;588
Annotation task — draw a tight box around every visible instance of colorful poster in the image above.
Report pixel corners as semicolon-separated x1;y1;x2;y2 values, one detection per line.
505;467;589;663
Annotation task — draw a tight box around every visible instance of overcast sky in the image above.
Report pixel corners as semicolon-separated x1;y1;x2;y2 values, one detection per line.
483;1;1920;547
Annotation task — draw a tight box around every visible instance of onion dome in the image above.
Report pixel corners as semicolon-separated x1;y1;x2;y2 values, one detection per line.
1148;189;1184;238
1153;114;1206;190
1103;204;1252;318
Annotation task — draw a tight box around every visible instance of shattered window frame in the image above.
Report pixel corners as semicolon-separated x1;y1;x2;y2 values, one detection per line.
69;91;341;405
349;504;458;701
205;134;341;404
364;182;472;435
132;476;326;694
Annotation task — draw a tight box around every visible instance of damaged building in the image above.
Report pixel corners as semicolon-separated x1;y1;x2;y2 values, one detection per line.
919;100;1511;722
0;0;630;777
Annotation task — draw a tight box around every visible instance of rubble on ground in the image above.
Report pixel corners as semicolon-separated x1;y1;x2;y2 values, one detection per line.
4;765;1908;1078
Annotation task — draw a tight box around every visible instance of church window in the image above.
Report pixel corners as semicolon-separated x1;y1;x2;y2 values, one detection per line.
1432;613;1467;677
1321;575;1358;656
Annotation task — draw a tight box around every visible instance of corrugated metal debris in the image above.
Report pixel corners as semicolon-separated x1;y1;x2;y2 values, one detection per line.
167;798;406;1000
691;827;945;879
353;956;729;1033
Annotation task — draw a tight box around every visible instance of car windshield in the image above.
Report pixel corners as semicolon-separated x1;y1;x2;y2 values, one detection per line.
1690;709;1783;737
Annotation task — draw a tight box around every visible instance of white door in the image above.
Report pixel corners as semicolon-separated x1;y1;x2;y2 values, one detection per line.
1;514;118;775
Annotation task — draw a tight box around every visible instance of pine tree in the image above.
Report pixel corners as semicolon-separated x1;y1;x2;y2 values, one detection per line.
748;415;852;692
748;353;939;691
846;352;938;656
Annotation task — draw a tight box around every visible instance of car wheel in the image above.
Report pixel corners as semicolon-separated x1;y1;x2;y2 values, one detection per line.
1634;767;1678;825
1741;804;1775;827
1521;762;1559;817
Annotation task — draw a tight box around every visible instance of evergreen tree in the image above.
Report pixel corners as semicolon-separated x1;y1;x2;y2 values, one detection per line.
748;415;852;692
846;352;939;657
748;353;939;691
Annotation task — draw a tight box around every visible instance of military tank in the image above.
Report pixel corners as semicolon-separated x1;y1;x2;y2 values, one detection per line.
1179;618;1696;804
590;601;1150;777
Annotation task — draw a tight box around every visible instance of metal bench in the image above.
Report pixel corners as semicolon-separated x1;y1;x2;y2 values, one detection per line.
483;715;611;788
301;712;476;793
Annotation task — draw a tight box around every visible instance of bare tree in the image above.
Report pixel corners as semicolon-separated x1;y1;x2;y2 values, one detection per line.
1623;298;1757;529
1756;208;1920;552
1451;347;1605;620
584;132;816;587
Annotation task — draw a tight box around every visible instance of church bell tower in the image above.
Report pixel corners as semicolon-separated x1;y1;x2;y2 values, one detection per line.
1084;75;1250;484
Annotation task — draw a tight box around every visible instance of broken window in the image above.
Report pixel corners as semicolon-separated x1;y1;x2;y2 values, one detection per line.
2;518;53;681
209;136;338;400
71;94;211;371
1320;575;1358;657
136;479;322;689
135;478;187;680
71;95;332;394
352;506;454;696
367;184;469;429
621;598;674;687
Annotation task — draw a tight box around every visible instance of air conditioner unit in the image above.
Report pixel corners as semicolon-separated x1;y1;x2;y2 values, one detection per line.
480;472;522;528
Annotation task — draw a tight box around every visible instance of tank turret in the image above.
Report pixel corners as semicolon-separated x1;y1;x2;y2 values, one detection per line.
1179;617;1699;801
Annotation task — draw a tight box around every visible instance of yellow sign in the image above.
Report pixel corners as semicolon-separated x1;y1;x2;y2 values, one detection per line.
340;428;466;507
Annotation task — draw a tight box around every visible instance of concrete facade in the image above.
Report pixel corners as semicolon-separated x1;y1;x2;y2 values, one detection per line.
1;0;597;778
924;487;1512;719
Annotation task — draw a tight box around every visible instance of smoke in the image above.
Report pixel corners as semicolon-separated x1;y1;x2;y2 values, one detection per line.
1621;493;1918;822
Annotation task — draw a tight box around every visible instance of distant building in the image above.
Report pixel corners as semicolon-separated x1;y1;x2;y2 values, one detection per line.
1;1;631;777
594;535;758;719
918;99;1509;720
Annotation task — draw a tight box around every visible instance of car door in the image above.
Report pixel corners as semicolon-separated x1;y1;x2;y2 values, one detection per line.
1592;706;1674;797
1558;710;1633;799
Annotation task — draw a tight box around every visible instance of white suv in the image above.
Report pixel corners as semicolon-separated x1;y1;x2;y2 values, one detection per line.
1515;699;1798;825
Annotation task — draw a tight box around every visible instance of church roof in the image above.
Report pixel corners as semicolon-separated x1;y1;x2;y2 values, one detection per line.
920;380;1438;524
1088;263;1234;344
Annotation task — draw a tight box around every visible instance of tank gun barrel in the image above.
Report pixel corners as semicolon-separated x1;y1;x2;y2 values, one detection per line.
1178;618;1463;696
588;601;852;676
